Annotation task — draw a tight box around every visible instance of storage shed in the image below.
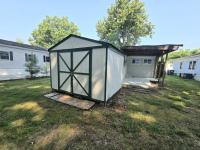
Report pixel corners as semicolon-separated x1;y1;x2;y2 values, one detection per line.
48;34;125;103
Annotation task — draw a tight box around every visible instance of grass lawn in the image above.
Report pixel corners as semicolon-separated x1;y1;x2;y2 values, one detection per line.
0;76;200;150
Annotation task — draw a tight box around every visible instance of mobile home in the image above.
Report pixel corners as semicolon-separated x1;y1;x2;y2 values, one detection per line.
0;39;49;80
169;55;200;81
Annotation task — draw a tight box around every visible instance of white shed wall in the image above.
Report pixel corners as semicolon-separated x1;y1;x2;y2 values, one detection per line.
0;44;49;80
126;56;156;78
51;36;101;50
50;48;106;101
50;52;58;90
91;48;106;101
106;48;125;100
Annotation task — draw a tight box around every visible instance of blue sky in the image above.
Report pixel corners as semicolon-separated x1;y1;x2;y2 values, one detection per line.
0;0;199;49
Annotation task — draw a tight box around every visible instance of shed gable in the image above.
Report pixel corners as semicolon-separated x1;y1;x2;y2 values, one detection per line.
50;36;102;51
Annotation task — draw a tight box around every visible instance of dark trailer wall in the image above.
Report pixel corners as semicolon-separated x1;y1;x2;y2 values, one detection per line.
49;34;125;102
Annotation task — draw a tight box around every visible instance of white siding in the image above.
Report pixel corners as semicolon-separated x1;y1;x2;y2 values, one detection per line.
51;36;101;50
0;44;49;80
106;48;125;101
171;56;200;75
126;56;156;78
50;52;58;90
194;75;200;81
91;48;106;101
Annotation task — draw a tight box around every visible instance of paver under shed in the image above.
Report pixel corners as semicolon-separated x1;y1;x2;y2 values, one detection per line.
44;92;95;110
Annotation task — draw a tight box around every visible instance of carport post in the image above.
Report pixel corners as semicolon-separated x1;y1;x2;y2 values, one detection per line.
161;53;168;86
153;56;159;78
158;56;163;81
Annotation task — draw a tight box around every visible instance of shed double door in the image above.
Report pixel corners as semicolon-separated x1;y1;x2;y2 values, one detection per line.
58;49;92;98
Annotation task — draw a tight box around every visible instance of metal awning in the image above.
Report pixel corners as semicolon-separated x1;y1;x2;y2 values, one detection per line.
121;44;183;56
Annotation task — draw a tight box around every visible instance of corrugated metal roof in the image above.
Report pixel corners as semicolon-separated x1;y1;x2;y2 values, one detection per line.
0;39;47;51
121;44;183;56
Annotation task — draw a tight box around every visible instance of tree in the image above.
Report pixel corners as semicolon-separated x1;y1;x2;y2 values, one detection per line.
96;0;154;48
169;48;200;59
16;38;24;44
25;56;40;79
29;16;80;48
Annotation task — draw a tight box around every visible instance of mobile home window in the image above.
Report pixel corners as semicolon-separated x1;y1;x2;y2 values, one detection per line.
180;62;182;69
25;53;36;62
46;56;50;62
192;61;196;70
132;59;140;64
189;61;192;70
144;59;152;64
43;55;50;62
0;51;9;60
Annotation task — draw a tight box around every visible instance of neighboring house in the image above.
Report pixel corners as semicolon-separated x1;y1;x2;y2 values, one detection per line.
48;34;182;103
168;55;200;81
0;39;50;80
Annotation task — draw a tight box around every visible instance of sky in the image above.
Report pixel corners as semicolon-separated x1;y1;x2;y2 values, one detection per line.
0;0;199;49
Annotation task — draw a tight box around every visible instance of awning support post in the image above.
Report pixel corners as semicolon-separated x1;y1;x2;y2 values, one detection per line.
158;56;163;81
153;56;159;78
161;53;168;87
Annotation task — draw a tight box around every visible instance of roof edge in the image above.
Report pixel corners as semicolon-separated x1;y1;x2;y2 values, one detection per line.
0;39;47;51
48;34;122;53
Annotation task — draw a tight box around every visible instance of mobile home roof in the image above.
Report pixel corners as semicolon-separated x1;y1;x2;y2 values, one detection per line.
0;39;47;51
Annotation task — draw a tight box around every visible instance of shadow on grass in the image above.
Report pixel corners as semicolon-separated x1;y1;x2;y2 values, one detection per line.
0;78;84;149
0;77;200;149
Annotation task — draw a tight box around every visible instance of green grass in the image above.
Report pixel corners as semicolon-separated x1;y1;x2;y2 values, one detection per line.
0;76;200;150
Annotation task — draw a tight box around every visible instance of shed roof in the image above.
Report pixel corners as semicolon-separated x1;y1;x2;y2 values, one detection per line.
121;44;183;56
0;39;47;51
48;34;122;53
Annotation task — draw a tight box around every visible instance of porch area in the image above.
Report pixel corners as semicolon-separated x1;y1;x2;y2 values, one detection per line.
121;44;183;86
123;77;158;88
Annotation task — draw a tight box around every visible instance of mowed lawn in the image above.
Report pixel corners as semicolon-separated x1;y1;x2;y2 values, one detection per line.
0;76;200;150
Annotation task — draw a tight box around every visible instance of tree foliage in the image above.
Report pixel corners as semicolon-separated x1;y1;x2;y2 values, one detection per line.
16;38;24;44
169;48;200;59
25;56;40;79
96;0;154;48
29;16;80;48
